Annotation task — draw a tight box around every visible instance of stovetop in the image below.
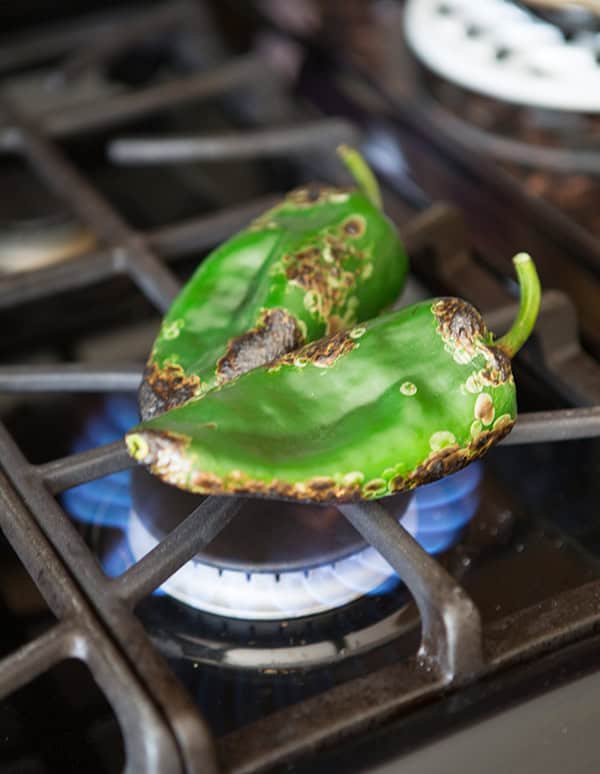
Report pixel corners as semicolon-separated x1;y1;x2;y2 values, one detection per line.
1;2;600;773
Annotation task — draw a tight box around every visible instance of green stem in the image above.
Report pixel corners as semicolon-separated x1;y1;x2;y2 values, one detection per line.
337;145;383;210
496;253;541;358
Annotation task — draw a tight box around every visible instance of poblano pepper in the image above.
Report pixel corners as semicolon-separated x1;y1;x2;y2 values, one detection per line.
139;146;408;420
127;254;540;502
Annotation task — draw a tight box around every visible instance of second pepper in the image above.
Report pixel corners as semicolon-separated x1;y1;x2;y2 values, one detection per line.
140;146;408;419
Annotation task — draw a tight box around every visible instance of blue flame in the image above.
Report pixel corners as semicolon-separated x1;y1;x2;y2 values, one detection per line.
61;395;137;576
408;462;482;554
366;575;401;595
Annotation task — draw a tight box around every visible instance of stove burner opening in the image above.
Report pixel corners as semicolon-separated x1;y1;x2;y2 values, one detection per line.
64;396;482;620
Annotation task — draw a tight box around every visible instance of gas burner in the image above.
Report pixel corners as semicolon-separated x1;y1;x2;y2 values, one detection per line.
128;465;481;619
65;396;483;621
129;465;413;619
405;0;600;111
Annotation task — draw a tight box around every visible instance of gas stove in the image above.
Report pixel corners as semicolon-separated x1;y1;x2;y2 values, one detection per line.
1;2;600;773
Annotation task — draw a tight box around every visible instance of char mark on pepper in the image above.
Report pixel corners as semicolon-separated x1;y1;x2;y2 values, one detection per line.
223;474;363;503
406;417;514;489
127;428;194;488
481;345;512;386
286;183;351;207
286;247;358;331
139;362;201;421
342;215;366;237
407;445;471;488
126;432;366;501
216;308;304;383
273;329;356;369
433;298;488;350
469;415;514;455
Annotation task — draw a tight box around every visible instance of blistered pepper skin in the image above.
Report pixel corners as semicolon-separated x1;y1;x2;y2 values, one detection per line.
127;255;540;502
139;149;408;420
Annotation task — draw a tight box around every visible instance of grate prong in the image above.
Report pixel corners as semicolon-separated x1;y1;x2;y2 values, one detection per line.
115;496;244;606
108;119;360;164
340;501;483;682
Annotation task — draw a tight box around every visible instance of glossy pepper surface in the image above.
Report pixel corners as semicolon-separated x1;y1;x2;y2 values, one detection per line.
139;146;408;420
127;254;540;502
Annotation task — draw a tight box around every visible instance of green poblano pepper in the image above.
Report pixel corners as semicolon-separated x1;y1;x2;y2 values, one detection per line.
139;146;408;420
127;254;540;502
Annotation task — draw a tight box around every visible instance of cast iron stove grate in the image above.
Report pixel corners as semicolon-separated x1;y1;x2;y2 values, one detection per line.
1;3;600;773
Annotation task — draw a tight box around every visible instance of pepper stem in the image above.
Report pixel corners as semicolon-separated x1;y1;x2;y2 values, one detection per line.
337;145;383;210
496;253;541;358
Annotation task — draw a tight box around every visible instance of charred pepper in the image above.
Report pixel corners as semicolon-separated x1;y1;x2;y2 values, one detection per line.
139;146;408;419
127;254;540;502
